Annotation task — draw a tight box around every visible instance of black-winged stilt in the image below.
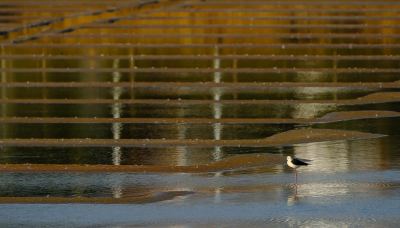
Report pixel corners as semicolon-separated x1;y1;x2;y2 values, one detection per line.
287;156;309;184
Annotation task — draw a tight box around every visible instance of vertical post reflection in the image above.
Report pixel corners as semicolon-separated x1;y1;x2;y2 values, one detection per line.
41;48;50;138
1;48;7;138
1;47;5;87
213;47;223;162
333;49;338;100
213;120;223;161
213;47;221;83
214;186;222;203
176;146;188;166
232;50;238;101
213;48;223;201
112;184;123;198
110;173;123;198
176;103;188;166
111;59;124;165
129;47;135;83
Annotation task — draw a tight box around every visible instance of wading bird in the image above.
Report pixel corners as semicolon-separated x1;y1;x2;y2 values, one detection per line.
287;156;309;184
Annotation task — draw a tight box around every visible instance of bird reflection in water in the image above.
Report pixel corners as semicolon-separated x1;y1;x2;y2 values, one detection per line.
287;184;299;203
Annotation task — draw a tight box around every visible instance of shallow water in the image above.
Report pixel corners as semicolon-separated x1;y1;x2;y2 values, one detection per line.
1;136;400;227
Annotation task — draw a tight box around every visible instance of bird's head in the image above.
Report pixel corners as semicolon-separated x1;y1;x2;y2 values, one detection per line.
287;156;292;161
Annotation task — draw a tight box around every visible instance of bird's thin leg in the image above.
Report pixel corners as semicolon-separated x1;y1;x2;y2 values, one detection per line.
295;168;297;185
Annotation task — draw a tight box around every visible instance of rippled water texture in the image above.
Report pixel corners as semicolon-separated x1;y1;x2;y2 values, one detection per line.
1;0;400;227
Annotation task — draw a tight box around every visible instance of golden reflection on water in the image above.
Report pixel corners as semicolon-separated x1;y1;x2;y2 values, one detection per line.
292;138;383;173
24;7;400;49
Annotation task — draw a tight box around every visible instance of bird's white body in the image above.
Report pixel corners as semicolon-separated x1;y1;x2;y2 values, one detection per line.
287;156;300;169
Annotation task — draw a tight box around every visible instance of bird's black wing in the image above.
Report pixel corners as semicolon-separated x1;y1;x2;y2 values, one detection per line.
292;158;309;166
